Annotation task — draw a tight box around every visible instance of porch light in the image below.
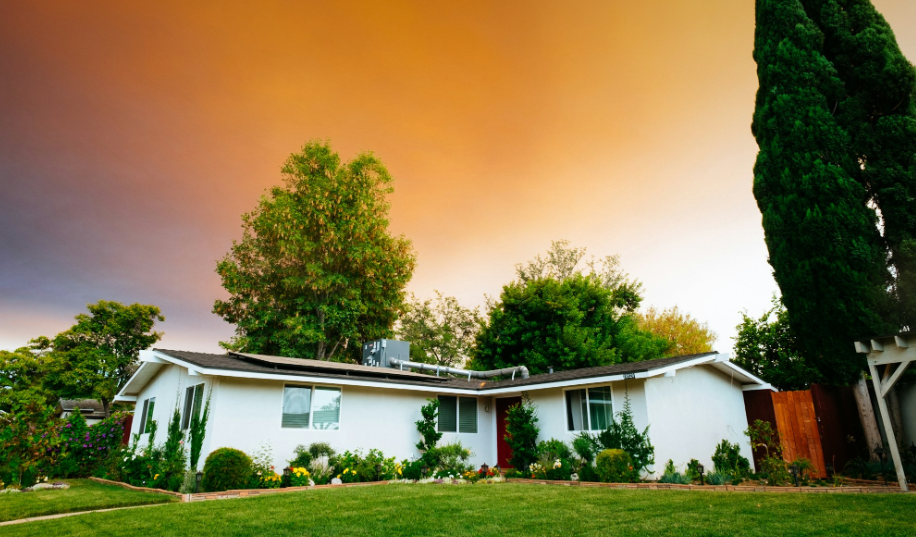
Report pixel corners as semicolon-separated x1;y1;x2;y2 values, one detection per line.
697;464;705;486
195;471;203;493
495;465;501;475
790;463;799;487
825;463;834;479
481;463;489;476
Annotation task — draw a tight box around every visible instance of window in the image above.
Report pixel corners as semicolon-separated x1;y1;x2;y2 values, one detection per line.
282;385;341;430
139;397;156;434
437;395;477;433
181;384;205;430
566;387;613;431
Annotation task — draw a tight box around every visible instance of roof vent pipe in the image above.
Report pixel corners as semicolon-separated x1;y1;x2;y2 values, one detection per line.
388;358;529;380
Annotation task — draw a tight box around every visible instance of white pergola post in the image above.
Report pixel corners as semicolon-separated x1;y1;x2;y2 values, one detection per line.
855;335;913;492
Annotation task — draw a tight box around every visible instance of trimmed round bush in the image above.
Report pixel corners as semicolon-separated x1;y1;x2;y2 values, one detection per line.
202;448;253;492
596;449;637;483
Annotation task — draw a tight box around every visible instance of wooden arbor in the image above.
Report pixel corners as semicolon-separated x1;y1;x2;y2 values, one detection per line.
854;333;914;492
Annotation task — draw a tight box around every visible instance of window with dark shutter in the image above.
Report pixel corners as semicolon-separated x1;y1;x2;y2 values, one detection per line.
139;399;150;433
181;386;195;430
437;395;457;432
144;398;156;433
458;397;477;433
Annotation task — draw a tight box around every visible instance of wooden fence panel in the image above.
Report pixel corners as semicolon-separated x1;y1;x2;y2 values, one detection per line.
771;390;826;479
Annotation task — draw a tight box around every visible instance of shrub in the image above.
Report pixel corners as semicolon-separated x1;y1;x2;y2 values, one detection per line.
705;471;732;486
505;394;539;471
249;443;277;488
578;464;600;483
595;394;654;475
289;466;311;487
435;442;473;475
712;439;750;477
685;459;702;483
308;455;333;485
596;449;637;483
415;399;443;467
572;433;598;464
537;438;572;461
308;442;335;460
187;389;211;470
401;459;425;480
202;448;252;492
658;459;690;484
289;444;312;469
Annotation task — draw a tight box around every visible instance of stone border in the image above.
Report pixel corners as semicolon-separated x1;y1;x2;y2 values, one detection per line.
90;476;393;503
89;477;186;501
507;478;914;494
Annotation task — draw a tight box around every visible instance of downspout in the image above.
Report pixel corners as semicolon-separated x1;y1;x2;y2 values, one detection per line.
388;358;529;380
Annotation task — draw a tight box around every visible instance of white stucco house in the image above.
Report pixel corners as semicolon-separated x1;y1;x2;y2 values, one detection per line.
115;348;772;475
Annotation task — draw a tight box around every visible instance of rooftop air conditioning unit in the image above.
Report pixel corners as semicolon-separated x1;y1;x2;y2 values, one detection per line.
362;339;411;368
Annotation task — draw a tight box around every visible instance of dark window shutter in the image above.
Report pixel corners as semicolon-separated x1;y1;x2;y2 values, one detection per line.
145;399;156;433
192;384;204;422
458;397;477;433
437;396;457;432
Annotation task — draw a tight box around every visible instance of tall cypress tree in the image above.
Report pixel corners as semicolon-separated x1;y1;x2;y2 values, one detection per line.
752;0;891;385
801;0;916;326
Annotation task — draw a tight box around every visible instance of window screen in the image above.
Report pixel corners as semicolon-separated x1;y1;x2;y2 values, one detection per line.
458;397;478;433
311;387;341;430
587;387;614;430
282;386;312;428
437;396;457;432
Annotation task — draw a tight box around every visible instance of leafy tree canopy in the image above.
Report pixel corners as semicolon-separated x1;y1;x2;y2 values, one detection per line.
637;306;717;357
471;241;670;375
43;301;164;416
0;341;56;416
214;141;416;360
731;296;823;392
397;292;481;368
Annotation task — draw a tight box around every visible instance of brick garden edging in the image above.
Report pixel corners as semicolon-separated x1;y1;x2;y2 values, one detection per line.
89;476;392;503
507;478;914;494
89;477;186;500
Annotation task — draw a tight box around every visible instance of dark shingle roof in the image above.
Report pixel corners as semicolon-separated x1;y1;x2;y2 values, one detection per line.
153;349;717;392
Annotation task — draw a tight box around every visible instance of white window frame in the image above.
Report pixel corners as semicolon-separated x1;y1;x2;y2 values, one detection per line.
140;397;156;434
563;385;615;432
280;383;343;431
437;395;478;434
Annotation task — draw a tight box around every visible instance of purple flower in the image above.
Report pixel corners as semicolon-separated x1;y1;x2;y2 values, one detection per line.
83;444;87;447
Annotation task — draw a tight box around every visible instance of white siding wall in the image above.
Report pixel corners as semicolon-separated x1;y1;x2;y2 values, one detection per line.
203;376;496;470
644;366;752;475
130;365;216;470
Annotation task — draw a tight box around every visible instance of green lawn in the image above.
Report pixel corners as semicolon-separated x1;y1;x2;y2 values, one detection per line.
0;479;176;523
3;483;915;536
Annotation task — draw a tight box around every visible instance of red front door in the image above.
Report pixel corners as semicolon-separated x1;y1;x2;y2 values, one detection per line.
496;396;522;468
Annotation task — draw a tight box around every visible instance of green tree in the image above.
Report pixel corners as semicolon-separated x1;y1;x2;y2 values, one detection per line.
637;306;717;357
44;301;164;416
505;394;540;471
732;296;823;391
752;0;891;385
397;292;482;368
214;141;416;360
473;275;668;375
801;0;916;326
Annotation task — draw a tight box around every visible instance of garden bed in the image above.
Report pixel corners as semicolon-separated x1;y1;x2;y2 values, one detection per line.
0;479;177;523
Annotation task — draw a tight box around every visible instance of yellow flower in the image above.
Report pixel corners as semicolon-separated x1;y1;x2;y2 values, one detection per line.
154;474;159;480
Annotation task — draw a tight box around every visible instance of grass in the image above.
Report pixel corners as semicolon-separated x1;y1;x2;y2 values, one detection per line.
2;483;915;536
0;479;177;523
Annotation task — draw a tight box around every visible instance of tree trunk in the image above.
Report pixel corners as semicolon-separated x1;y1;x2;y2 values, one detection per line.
102;397;111;418
853;372;882;459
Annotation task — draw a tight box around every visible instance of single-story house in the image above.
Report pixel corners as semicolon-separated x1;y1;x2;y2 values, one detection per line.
57;399;108;425
115;347;772;475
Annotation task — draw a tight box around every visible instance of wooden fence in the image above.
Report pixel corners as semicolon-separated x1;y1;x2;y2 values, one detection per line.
744;386;867;479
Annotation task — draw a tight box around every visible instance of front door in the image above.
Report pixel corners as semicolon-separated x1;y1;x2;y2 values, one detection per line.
496;396;522;468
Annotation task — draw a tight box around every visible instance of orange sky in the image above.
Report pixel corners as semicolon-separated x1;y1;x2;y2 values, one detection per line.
1;0;915;353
